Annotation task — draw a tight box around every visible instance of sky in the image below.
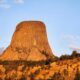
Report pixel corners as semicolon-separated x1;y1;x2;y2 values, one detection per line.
0;0;80;57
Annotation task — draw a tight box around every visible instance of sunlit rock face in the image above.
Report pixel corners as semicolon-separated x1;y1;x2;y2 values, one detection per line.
0;21;54;61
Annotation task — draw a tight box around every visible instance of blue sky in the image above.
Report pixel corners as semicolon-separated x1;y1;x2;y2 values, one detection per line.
0;0;80;56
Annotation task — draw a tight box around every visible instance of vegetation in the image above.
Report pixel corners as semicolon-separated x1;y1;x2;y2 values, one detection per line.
20;76;26;80
63;69;68;76
71;51;80;58
49;72;64;80
59;54;70;60
60;50;80;60
74;70;80;80
0;51;79;79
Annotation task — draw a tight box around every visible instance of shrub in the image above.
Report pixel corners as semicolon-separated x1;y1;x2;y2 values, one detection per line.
20;76;26;80
60;54;70;60
29;73;35;79
71;51;80;58
74;70;80;80
49;72;64;80
63;69;68;76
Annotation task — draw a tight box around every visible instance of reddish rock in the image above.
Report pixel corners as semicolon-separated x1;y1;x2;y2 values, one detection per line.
0;21;54;61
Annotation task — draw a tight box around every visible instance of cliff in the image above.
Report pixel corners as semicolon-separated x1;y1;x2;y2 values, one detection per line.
0;21;54;61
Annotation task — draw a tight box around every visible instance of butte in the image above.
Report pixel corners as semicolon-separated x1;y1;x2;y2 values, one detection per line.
0;21;54;61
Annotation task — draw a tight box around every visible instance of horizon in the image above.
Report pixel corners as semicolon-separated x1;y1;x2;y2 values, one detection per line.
0;0;80;57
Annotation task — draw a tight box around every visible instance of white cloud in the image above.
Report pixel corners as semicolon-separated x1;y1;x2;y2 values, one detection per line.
69;44;80;51
64;35;80;45
61;34;80;51
0;4;10;9
0;0;25;9
0;0;10;9
14;0;24;4
63;35;80;41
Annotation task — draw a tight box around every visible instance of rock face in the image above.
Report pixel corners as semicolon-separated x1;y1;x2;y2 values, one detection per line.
0;21;54;61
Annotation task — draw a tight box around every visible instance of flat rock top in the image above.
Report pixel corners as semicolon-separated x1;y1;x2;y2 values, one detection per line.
16;21;46;30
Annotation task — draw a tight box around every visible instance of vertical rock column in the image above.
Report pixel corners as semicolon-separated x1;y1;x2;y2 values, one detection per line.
0;21;54;61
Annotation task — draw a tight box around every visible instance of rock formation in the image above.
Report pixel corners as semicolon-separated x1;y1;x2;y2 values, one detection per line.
0;21;54;61
0;21;80;80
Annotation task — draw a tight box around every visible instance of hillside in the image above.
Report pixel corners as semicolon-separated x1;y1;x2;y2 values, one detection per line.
0;57;79;80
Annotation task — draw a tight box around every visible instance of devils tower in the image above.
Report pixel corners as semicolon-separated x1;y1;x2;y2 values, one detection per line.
0;21;80;80
0;21;54;61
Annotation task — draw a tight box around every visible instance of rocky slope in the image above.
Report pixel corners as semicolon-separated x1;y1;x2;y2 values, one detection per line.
0;57;80;80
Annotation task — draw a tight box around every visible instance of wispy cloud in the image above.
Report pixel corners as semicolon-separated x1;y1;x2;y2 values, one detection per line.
69;44;80;51
0;4;10;9
14;0;24;4
0;0;11;9
61;34;80;51
63;35;80;42
0;0;25;9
